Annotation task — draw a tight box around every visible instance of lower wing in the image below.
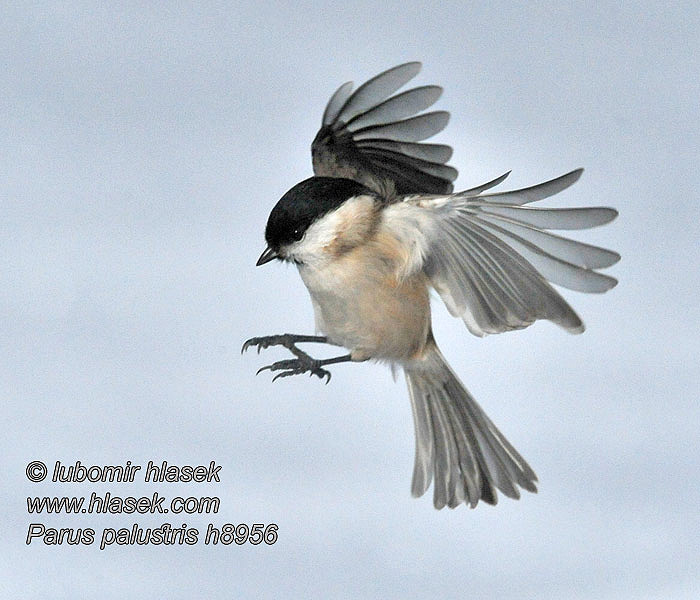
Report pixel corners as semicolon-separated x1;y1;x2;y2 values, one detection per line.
386;169;620;337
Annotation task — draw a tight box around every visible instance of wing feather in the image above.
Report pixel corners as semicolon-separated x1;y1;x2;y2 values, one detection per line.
345;86;444;131
322;81;354;127
361;148;458;182
469;169;583;205
459;171;511;195
468;203;618;230
334;62;422;125
356;139;453;163
469;212;620;268
352;111;451;142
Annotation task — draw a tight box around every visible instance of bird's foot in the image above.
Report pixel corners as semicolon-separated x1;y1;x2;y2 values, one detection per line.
256;357;332;383
242;333;351;384
241;334;327;354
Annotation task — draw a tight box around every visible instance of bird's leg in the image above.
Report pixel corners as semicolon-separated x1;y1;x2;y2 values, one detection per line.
241;333;349;383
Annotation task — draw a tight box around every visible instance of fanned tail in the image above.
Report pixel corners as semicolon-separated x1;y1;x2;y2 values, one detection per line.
405;341;537;509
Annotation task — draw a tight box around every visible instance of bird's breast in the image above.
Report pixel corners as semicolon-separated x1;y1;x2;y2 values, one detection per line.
298;230;431;362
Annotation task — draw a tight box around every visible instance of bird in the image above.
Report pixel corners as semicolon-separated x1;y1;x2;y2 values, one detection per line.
242;62;619;509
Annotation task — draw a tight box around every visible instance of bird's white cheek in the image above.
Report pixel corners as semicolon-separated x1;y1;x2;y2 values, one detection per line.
284;226;334;266
284;215;345;266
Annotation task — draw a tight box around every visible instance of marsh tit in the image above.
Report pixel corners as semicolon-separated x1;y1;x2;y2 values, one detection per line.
243;63;619;509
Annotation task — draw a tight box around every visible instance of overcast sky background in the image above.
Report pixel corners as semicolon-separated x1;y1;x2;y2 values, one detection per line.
2;2;698;598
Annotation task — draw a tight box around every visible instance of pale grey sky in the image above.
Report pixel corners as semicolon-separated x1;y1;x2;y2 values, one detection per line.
2;2;699;598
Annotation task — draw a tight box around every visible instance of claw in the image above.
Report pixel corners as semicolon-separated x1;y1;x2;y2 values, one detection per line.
241;338;259;354
254;357;331;383
244;339;267;355
242;336;276;355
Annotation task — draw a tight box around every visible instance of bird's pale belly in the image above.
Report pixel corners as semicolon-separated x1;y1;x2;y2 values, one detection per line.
298;248;431;362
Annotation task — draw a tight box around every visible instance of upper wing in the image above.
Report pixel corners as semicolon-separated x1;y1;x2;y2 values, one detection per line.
311;62;457;196
386;169;620;336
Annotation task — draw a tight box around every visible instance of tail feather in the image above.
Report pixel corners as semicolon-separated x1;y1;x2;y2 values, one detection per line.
405;343;537;509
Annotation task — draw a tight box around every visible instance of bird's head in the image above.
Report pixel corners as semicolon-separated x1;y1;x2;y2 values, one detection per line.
257;176;378;266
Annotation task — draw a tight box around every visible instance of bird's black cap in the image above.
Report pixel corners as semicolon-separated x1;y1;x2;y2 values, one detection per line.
264;176;373;253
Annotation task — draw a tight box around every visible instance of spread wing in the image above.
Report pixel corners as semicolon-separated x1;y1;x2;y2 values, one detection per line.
389;169;620;336
312;62;458;196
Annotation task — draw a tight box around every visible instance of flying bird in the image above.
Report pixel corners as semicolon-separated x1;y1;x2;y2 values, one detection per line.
243;63;619;509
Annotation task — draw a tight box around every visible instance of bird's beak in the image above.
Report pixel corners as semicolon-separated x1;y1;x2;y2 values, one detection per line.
256;246;279;266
